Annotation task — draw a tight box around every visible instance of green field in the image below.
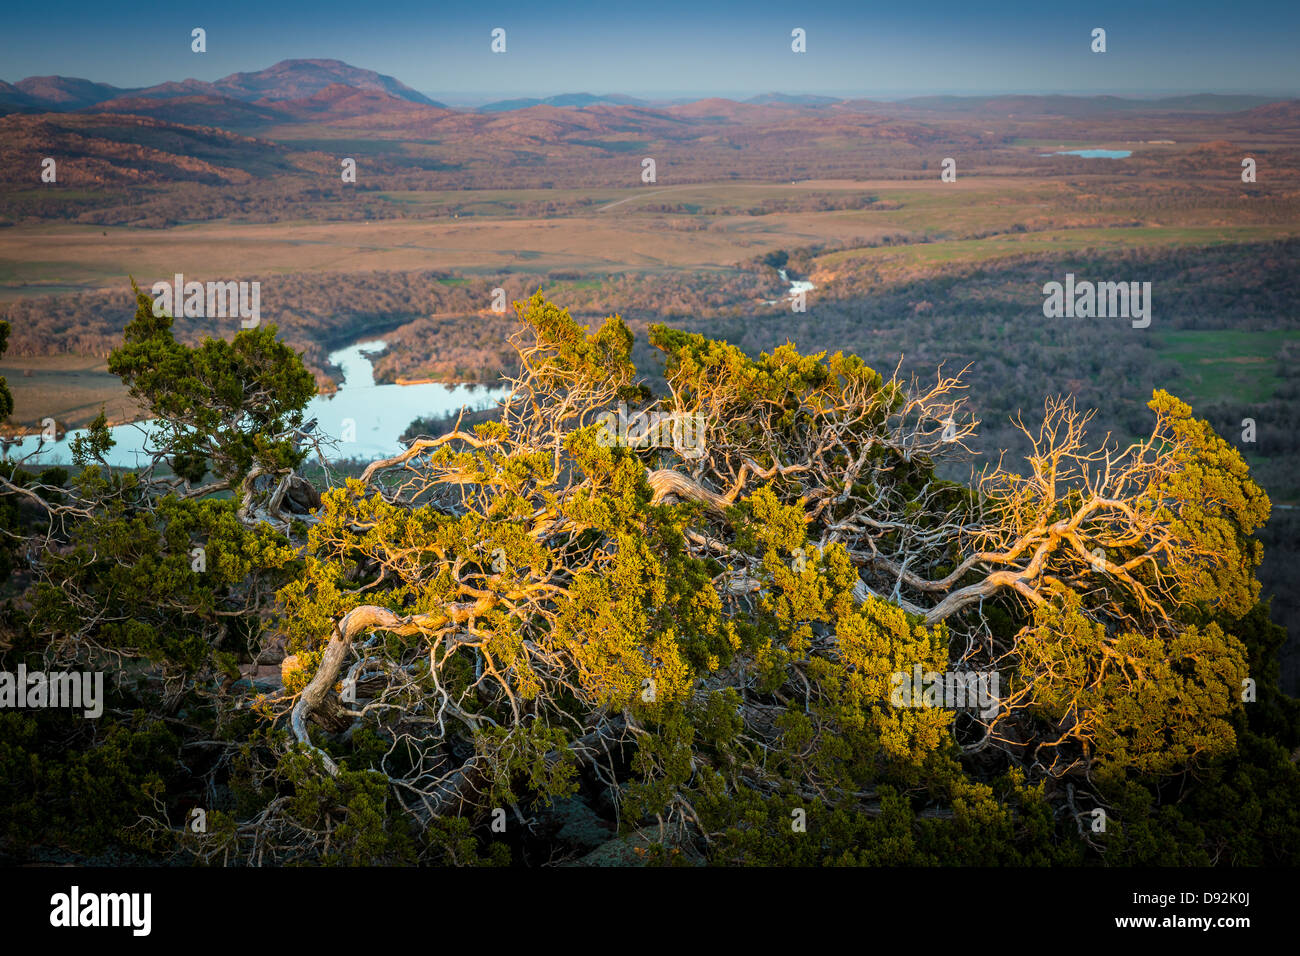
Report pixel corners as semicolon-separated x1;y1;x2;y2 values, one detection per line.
1154;330;1300;405
817;225;1300;273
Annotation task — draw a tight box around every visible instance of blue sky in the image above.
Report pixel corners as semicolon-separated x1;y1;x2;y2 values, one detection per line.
3;1;1298;98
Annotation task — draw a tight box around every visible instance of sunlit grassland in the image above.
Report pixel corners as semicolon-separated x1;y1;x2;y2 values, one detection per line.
0;354;143;431
816;225;1300;274
6;174;1286;296
1154;329;1300;405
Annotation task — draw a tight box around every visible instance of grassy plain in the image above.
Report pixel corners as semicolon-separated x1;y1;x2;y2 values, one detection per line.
2;167;1294;301
0;354;142;430
1153;330;1300;404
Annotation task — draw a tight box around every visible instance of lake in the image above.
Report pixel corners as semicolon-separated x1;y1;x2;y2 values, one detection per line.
1041;149;1133;158
2;340;507;468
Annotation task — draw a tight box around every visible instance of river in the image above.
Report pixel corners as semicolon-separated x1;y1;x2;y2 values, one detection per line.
765;268;816;306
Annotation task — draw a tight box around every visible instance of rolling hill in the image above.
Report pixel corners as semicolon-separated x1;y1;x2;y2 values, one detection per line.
1;59;445;115
0;112;323;186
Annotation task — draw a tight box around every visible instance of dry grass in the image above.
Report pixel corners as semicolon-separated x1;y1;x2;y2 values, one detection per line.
0;178;1086;298
0;355;140;431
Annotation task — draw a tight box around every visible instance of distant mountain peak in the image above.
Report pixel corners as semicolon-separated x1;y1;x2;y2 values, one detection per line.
211;59;439;106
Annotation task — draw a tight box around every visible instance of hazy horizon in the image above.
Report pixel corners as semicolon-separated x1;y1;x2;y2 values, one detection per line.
3;0;1297;98
420;88;1300;108
7;64;1298;105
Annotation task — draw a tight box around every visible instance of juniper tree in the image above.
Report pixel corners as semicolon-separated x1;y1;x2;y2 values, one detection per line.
255;292;1289;862
2;290;1295;865
0;287;320;858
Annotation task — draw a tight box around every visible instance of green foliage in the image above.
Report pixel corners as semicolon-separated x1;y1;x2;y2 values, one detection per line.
2;290;1296;866
1014;594;1248;784
277;750;419;866
30;488;299;670
0;708;178;856
108;280;316;485
1147;389;1270;617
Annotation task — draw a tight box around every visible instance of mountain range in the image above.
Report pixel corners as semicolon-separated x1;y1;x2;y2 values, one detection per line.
3;56;1297;206
1;59;1289;119
0;59;442;113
